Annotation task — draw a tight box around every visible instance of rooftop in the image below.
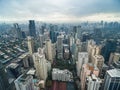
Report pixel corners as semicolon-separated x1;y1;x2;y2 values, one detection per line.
107;69;120;77
7;63;19;69
27;69;36;75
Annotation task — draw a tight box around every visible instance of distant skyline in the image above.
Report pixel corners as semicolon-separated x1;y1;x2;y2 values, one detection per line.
0;0;120;22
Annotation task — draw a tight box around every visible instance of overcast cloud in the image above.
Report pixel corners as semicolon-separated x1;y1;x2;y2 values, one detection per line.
0;0;120;22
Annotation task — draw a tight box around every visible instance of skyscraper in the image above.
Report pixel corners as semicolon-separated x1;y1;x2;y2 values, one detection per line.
108;53;120;66
76;52;89;76
0;63;9;90
33;48;47;80
52;43;56;60
81;63;99;90
39;35;44;48
14;23;22;39
45;39;53;63
73;26;78;39
93;55;104;73
29;20;36;37
57;35;63;59
27;36;34;54
101;39;117;63
50;25;59;43
103;69;120;90
87;40;101;63
87;74;102;90
14;74;34;90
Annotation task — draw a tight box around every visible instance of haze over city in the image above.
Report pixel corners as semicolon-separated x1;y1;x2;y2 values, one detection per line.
0;0;120;22
0;0;120;90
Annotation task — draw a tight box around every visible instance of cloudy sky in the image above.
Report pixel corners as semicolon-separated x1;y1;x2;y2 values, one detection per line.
0;0;120;22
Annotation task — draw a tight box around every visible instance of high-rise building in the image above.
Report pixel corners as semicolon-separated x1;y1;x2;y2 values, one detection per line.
57;35;63;59
81;63;99;90
41;25;45;34
39;35;44;48
0;63;9;90
52;43;56;59
87;40;101;63
29;20;36;37
76;52;89;76
64;48;70;60
94;28;102;43
69;35;75;50
27;36;34;54
49;25;59;43
14;74;34;90
108;53;120;66
44;31;49;41
52;68;73;82
81;32;90;42
103;69;120;90
73;26;78;40
101;39;117;63
87;74;102;90
33;48;47;80
19;53;30;68
93;55;104;73
14;23;22;39
80;41;87;52
45;39;53;63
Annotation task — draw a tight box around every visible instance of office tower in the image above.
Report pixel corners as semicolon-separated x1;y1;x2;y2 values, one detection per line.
52;43;56;59
50;25;55;43
103;69;120;90
81;63;99;90
101;39;117;63
57;35;63;59
45;39;53;63
27;36;34;54
44;31;49;41
69;35;75;48
0;63;9;90
94;28;102;43
87;74;102;90
33;49;47;80
72;43;78;64
73;26;78;39
81;32;90;42
93;55;104;73
39;35;44;48
21;31;26;38
77;25;82;39
14;23;22;38
108;53;120;68
79;41;87;52
14;74;34;90
76;52;88;76
41;25;45;34
50;25;59;43
29;20;36;37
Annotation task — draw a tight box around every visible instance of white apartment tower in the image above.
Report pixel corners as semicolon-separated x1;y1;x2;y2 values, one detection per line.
76;52;89;76
27;36;34;54
93;55;104;72
33;49;47;80
87;74;101;90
